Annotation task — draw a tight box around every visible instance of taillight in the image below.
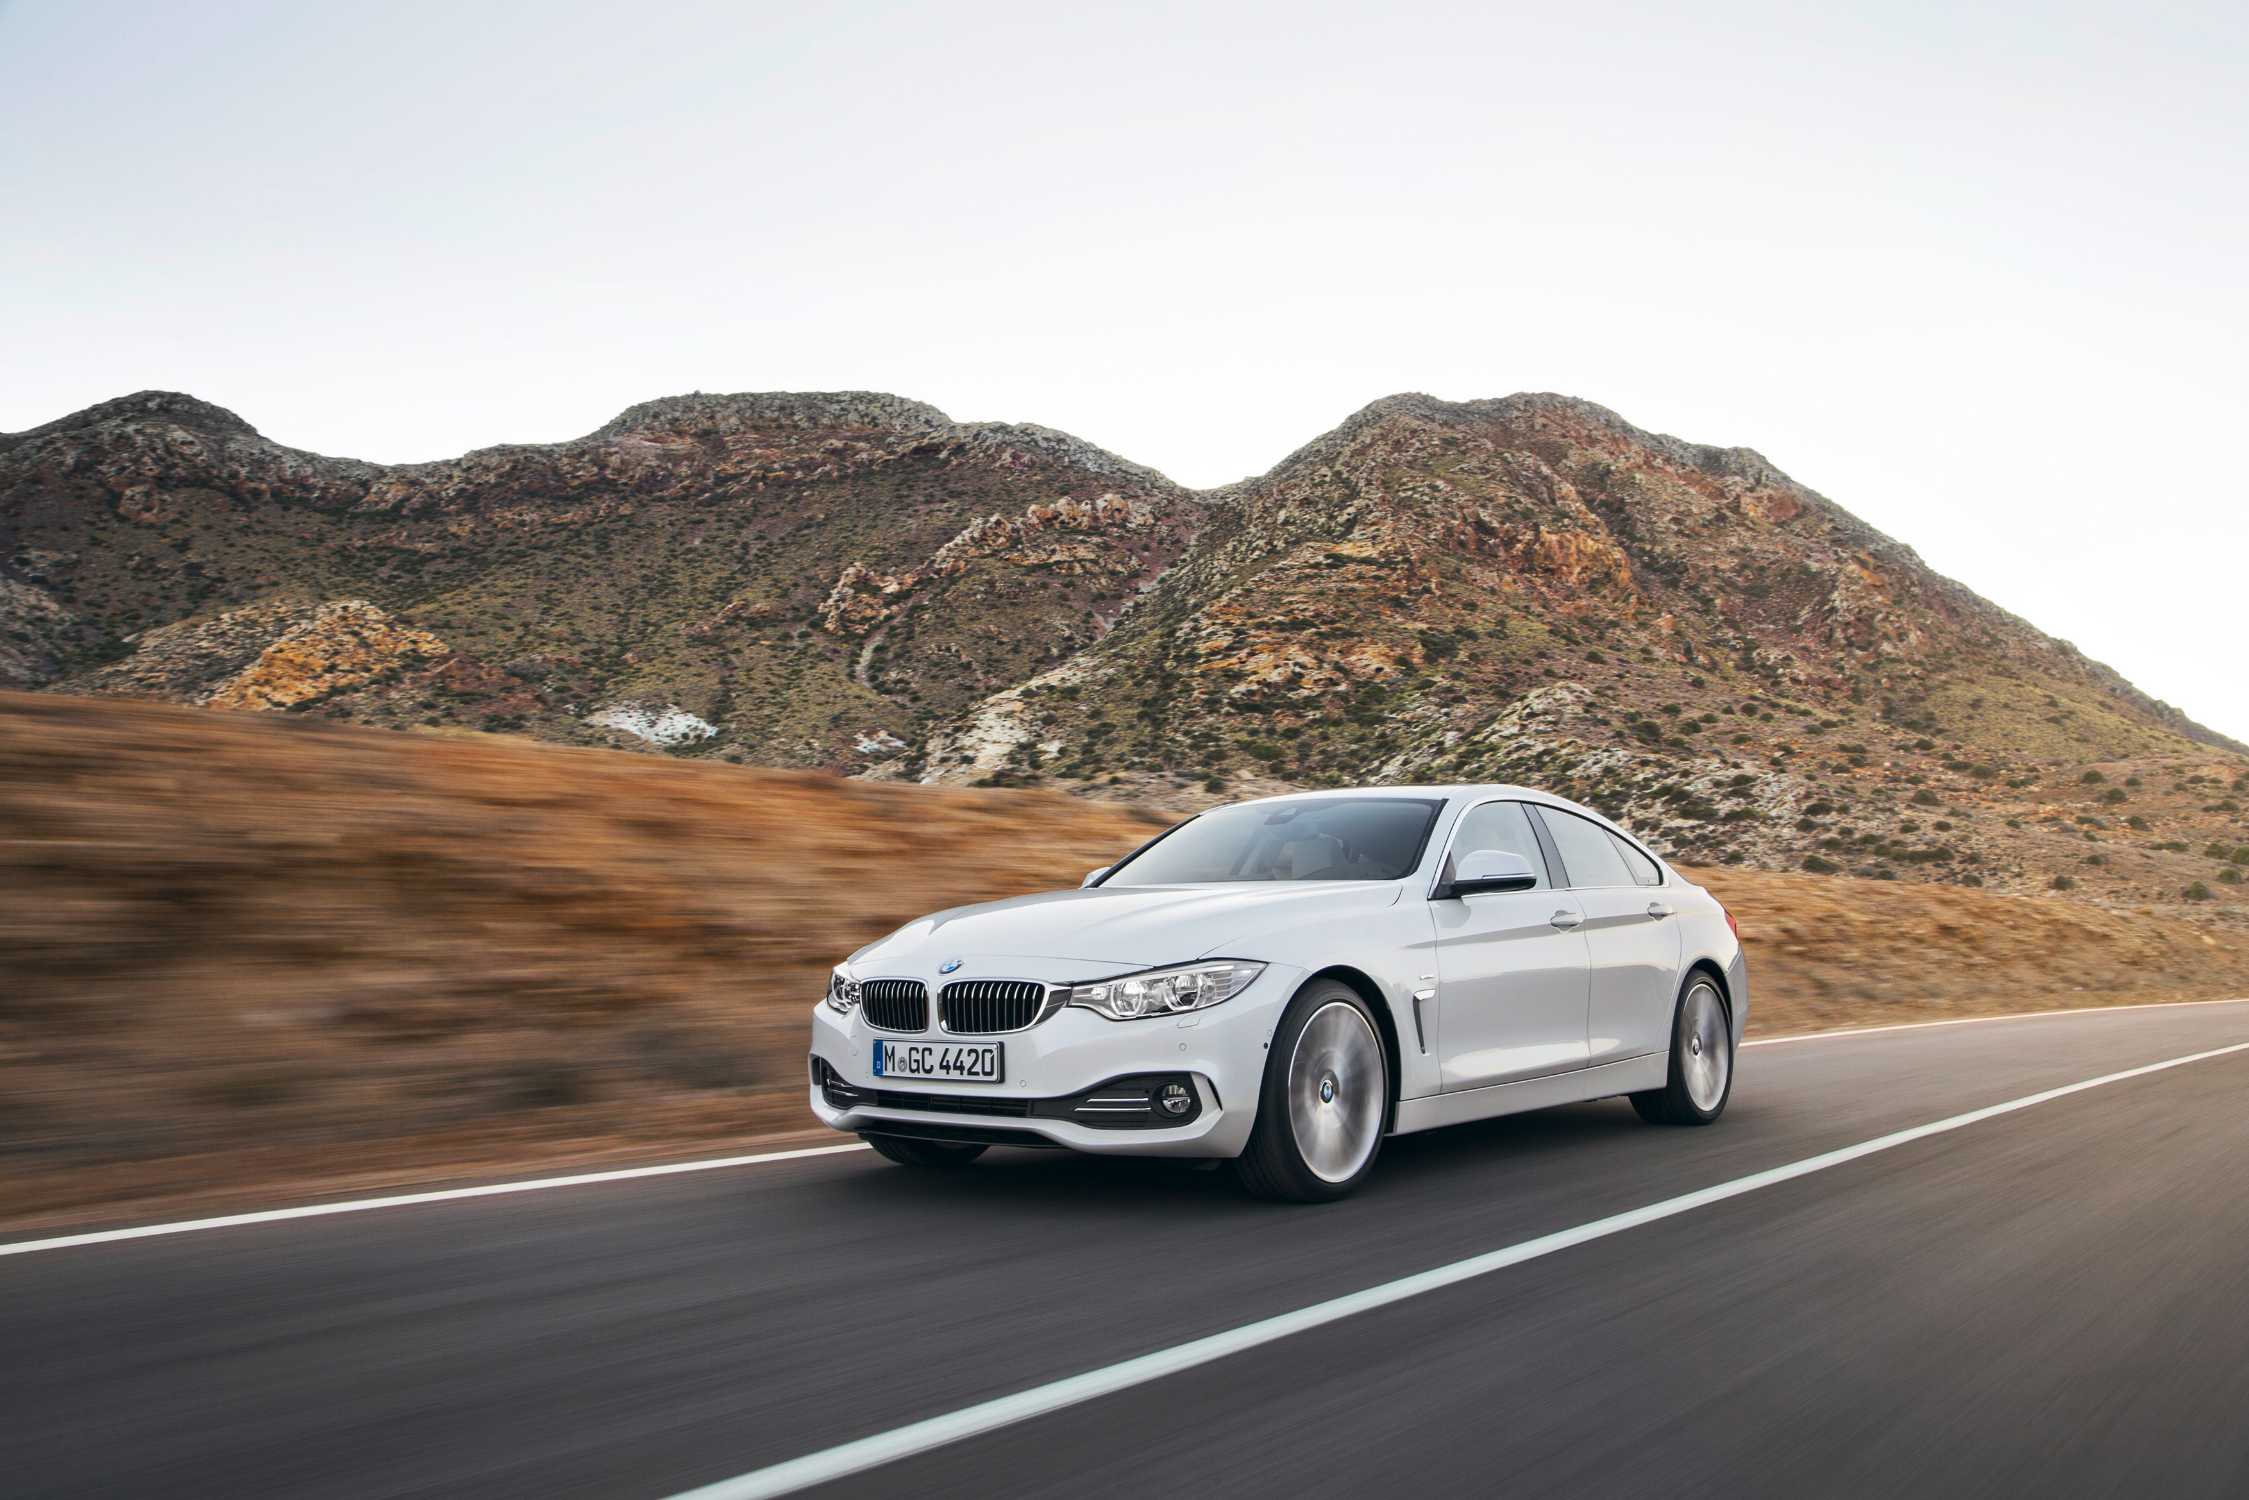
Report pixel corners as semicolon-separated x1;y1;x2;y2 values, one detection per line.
1721;903;1741;942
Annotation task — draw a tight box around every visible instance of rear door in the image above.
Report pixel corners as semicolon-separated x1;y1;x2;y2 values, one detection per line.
1528;806;1681;1064
1429;800;1592;1090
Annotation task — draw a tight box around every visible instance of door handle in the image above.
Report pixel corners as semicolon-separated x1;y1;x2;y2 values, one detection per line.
1550;910;1583;931
1646;903;1673;920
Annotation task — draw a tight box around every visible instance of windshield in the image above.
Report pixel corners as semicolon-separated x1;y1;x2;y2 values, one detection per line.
1102;797;1444;886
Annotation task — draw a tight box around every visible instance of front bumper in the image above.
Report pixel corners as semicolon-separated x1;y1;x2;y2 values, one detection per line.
807;964;1302;1158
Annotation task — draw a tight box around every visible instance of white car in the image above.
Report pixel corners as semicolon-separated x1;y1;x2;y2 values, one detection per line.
809;785;1746;1201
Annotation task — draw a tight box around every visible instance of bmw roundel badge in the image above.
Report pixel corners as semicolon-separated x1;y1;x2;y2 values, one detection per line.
938;958;963;974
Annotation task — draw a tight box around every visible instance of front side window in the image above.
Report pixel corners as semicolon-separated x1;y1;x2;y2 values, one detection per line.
1103;797;1443;886
1442;801;1551;889
1537;807;1635;888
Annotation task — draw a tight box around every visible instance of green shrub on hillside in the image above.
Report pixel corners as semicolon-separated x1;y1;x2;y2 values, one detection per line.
1417;629;1459;660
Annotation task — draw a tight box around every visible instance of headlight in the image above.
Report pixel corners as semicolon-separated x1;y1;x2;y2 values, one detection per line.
826;965;861;1013
1067;960;1265;1021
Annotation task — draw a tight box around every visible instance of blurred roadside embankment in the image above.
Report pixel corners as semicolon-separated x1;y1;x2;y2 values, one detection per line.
3;690;2244;1228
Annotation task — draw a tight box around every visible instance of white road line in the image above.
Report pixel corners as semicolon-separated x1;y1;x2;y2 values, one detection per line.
1743;994;2249;1048
0;1143;870;1259
662;1037;2249;1500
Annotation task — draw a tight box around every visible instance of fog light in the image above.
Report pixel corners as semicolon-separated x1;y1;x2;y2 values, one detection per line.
1158;1081;1194;1117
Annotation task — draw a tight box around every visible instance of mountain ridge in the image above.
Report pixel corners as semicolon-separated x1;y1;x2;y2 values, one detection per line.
5;388;1179;492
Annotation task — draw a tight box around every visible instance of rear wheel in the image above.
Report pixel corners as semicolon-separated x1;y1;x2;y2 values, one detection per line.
1631;973;1734;1125
862;1134;988;1168
1234;981;1389;1202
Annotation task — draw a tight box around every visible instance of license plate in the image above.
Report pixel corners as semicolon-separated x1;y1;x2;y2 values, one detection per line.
872;1039;1003;1084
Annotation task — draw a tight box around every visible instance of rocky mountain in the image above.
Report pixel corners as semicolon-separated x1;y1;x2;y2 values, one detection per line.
0;390;1199;765
5;388;2244;914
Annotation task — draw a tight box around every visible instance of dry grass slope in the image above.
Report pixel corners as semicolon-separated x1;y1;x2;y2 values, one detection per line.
1;690;2243;1227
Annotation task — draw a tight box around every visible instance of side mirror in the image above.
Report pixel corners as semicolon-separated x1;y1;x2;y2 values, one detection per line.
1440;849;1539;898
1081;867;1110;889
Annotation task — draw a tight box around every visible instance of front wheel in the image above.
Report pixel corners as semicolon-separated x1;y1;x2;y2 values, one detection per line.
1631;973;1734;1125
1234;981;1389;1202
862;1134;988;1168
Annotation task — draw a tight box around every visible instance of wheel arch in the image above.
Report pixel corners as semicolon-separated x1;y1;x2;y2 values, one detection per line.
1302;964;1404;1132
1684;957;1734;1030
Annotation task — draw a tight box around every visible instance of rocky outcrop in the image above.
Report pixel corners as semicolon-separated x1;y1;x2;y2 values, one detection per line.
205;602;450;710
818;493;1170;639
70;599;448;711
0;569;74;689
1511;526;1636;598
817;562;918;638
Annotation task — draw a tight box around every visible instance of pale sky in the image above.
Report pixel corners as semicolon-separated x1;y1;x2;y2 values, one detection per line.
4;0;2244;741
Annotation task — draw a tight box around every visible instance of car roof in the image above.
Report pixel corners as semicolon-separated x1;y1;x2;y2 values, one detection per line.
1225;783;1610;823
1232;783;1539;806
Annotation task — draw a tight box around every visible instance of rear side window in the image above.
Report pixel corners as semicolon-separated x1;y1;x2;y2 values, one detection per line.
1538;808;1634;889
1609;832;1663;887
1444;801;1551;889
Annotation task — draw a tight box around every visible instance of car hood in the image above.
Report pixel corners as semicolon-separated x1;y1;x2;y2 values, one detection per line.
849;881;1406;981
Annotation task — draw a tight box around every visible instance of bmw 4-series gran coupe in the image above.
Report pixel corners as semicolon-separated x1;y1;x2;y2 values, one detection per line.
810;785;1746;1201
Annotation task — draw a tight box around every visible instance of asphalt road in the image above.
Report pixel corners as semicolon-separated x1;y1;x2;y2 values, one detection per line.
6;1002;2249;1499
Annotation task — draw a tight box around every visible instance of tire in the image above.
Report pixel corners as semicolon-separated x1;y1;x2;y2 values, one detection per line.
1631;971;1734;1126
1233;980;1390;1202
862;1133;988;1168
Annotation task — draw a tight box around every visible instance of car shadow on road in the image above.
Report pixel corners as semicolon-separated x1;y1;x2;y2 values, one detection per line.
822;1098;1675;1219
